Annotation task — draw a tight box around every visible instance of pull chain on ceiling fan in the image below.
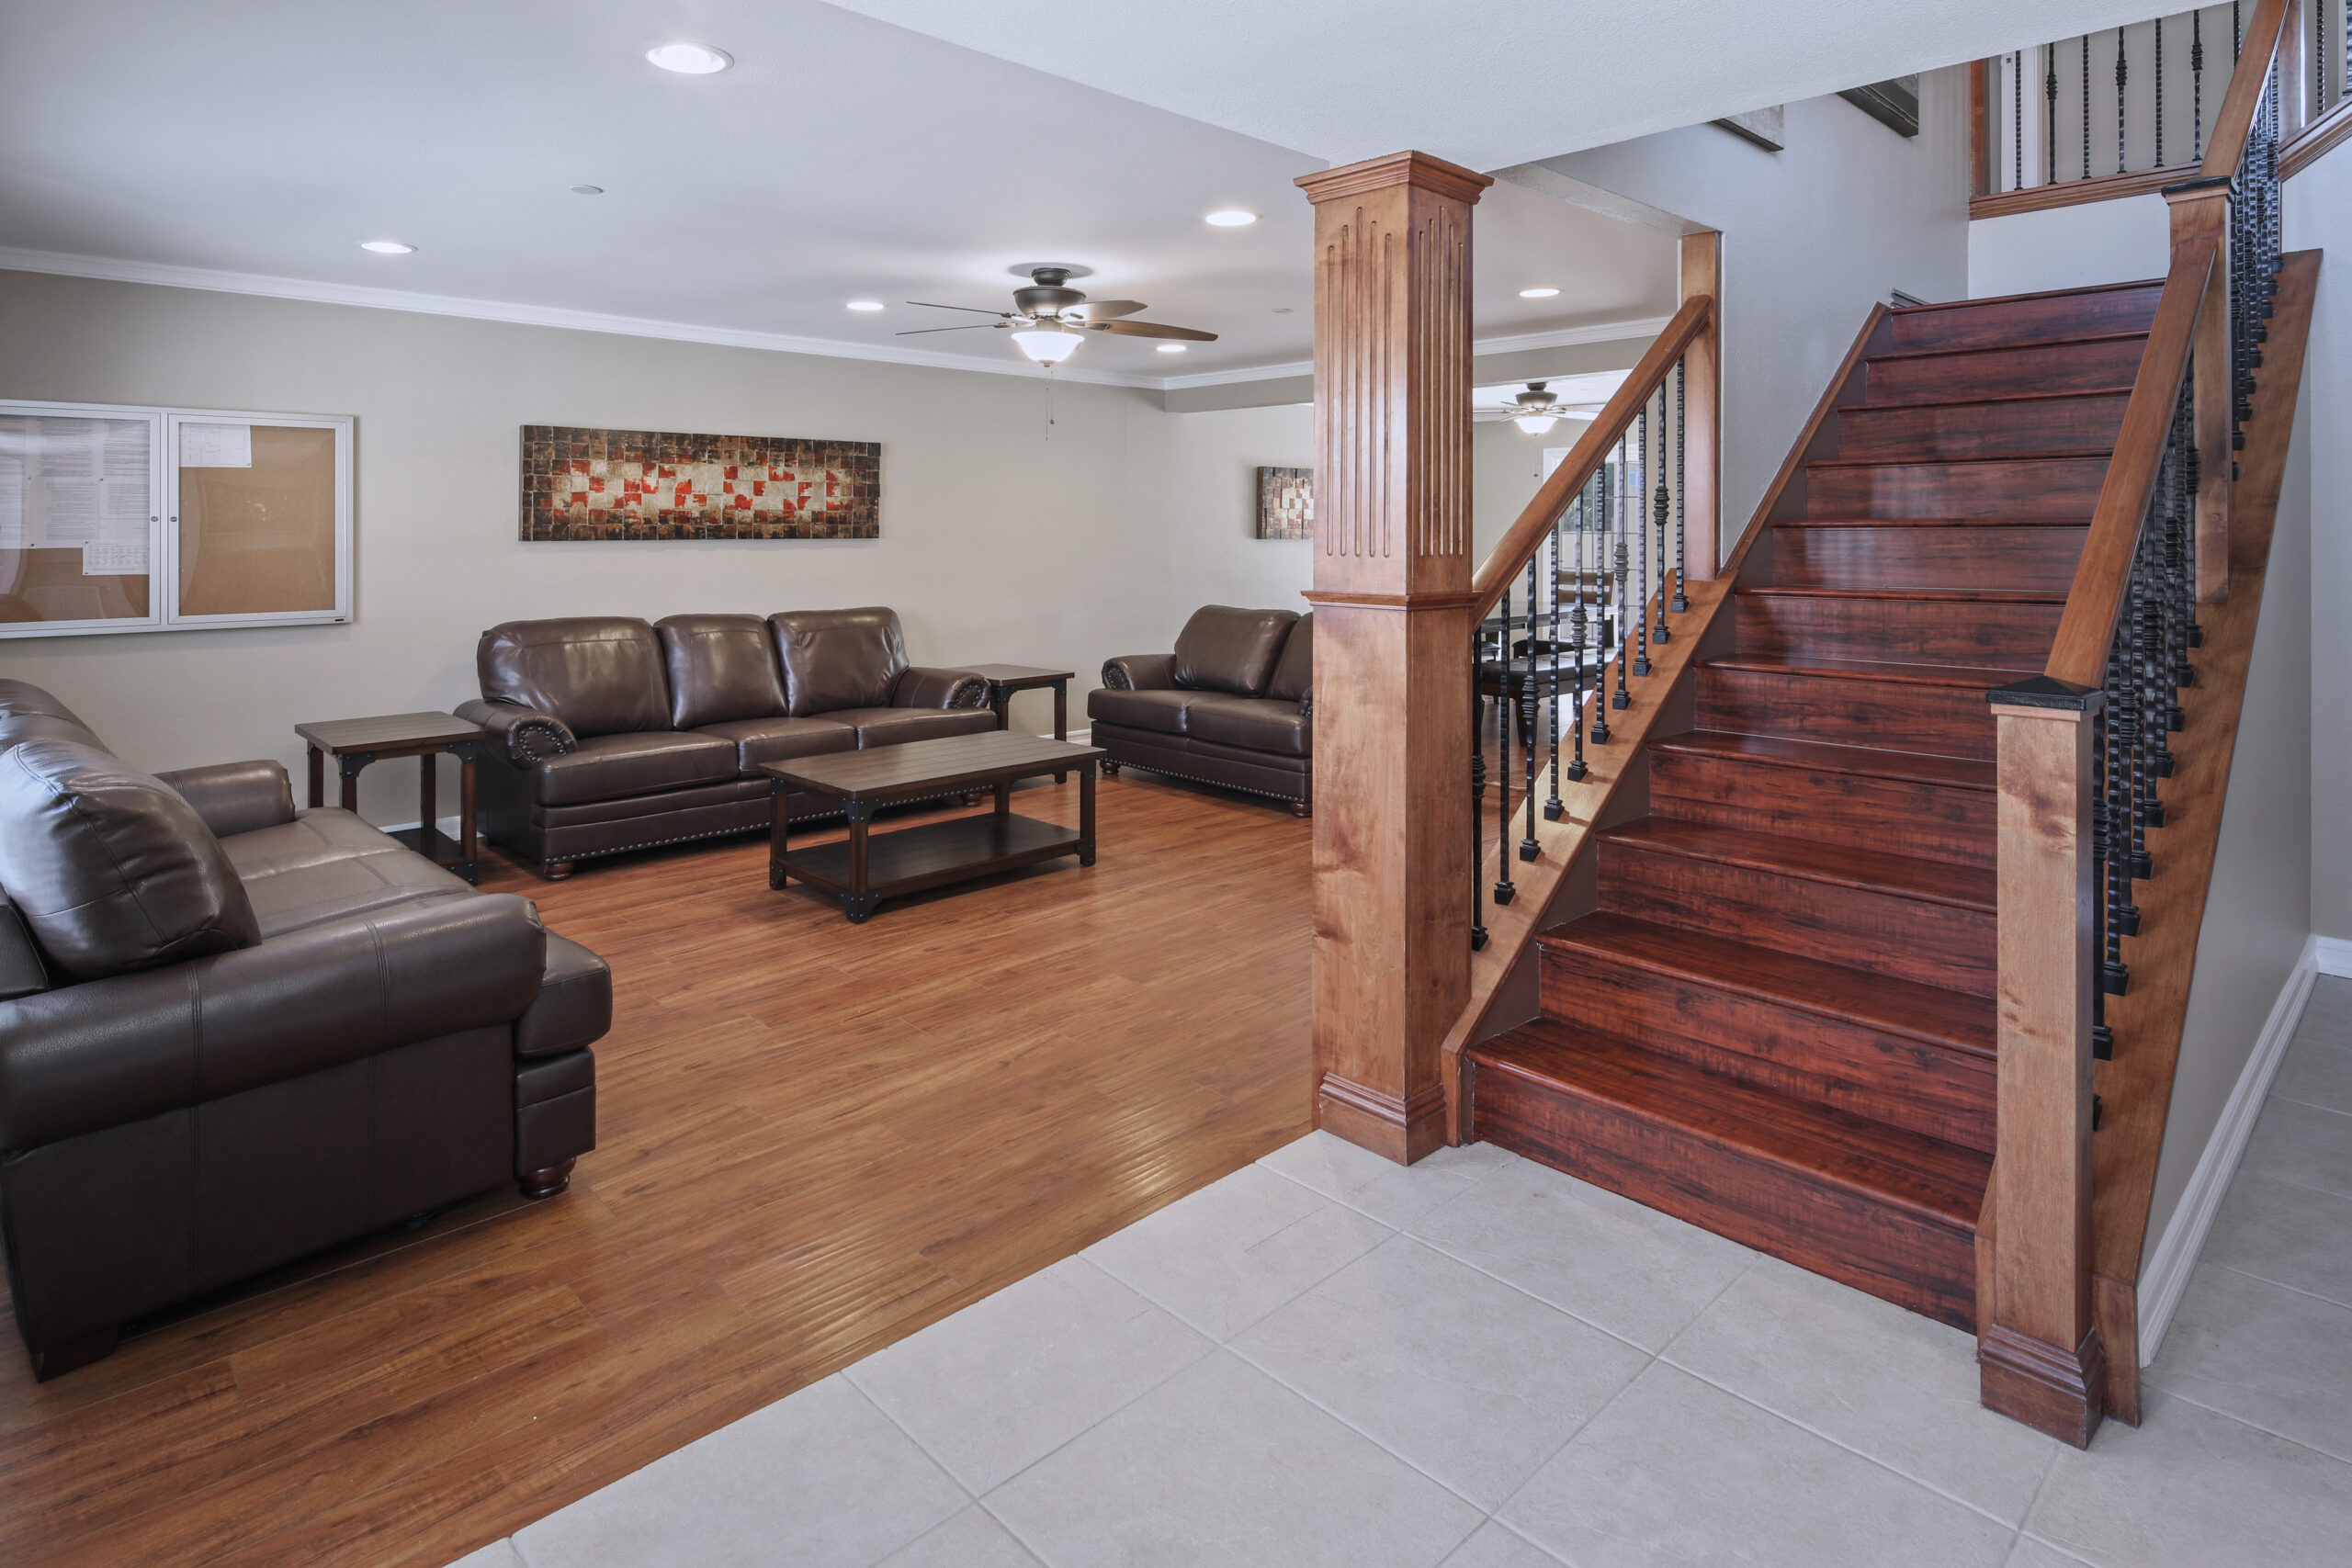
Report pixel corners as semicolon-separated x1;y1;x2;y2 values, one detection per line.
899;266;1218;364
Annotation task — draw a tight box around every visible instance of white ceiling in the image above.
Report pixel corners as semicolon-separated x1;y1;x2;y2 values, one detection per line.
0;0;1676;388
825;0;2173;170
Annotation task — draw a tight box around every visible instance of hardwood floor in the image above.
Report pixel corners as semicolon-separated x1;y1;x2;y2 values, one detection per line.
0;772;1313;1567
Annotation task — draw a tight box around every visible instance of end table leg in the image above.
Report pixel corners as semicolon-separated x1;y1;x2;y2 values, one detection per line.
990;682;1012;732
419;752;438;856
995;778;1012;816
1054;680;1069;781
769;781;788;890
338;752;371;815
458;746;479;882
845;799;873;919
306;745;324;809
1079;761;1096;866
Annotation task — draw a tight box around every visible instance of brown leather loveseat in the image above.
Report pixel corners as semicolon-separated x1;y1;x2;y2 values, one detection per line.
0;681;607;1379
1089;606;1313;816
457;607;993;879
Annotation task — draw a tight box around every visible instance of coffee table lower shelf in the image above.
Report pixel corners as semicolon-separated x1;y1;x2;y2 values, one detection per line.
772;812;1087;921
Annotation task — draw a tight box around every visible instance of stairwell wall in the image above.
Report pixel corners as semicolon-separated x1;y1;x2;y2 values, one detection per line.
2289;147;2352;943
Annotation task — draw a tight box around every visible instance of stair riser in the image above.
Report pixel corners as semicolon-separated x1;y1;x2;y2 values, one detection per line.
1771;525;2087;593
1533;944;1994;1152
1833;394;2130;461
1806;457;2109;521
1864;337;2144;405
1735;593;2063;667
1472;1061;1978;1327
1597;840;1995;996
1698;668;1996;761
1648;748;1995;869
1538;943;1996;1152
1886;288;2161;353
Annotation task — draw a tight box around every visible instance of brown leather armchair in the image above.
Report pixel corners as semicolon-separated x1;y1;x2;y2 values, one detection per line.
458;608;993;879
1089;606;1313;815
0;680;607;1379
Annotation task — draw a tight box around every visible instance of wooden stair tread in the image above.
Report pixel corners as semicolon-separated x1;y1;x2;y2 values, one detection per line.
1468;1021;1989;1232
1646;729;1995;791
1805;449;2116;469
1864;329;2149;364
1597;818;1996;911
1890;277;2162;312
1701;654;2037;688
1838;387;2139;413
1736;585;2065;604
1540;911;1996;1056
1773;515;2095;528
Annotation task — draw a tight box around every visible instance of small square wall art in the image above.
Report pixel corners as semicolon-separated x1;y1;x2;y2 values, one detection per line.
1257;466;1313;540
520;425;880;540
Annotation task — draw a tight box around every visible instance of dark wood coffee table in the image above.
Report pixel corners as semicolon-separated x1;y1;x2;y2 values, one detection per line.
762;731;1106;922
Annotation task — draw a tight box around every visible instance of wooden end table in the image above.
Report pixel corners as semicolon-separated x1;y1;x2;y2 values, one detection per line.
294;712;485;884
963;663;1077;781
763;730;1104;922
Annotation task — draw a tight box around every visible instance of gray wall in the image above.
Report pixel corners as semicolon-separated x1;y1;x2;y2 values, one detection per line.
0;269;1312;824
1532;73;1973;556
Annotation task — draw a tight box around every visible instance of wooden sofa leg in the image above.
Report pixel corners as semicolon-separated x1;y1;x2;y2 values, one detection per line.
539;860;575;882
30;1324;119;1382
1101;758;1122;776
520;1159;576;1199
1291;800;1312;819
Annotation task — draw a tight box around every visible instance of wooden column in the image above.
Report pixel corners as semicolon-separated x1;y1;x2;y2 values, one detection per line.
1981;682;2107;1448
1295;151;1491;1165
1679;231;1723;580
2166;179;2233;604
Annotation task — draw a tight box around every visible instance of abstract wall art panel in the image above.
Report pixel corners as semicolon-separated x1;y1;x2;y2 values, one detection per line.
1256;466;1313;540
520;426;880;541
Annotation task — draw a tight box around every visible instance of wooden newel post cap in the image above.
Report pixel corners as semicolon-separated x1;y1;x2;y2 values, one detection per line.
1295;151;1495;206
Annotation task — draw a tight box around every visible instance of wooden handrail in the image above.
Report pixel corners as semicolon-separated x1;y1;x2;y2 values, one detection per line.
1467;294;1713;623
2041;235;2214;686
2200;0;2291;178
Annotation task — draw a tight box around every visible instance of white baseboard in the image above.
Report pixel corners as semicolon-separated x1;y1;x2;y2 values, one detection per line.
2136;932;2321;1363
374;814;464;838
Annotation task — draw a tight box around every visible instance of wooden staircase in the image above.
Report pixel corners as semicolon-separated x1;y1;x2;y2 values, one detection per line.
1467;278;2165;1331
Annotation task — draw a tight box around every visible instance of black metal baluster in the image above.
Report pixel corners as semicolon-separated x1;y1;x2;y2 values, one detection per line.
1546;519;1566;818
2235;2;2243;62
1612;434;1633;711
1632;404;1651;677
1569;479;1593;773
1521;553;1540;863
1494;586;1515;908
2194;10;2205;161
2083;33;2093;180
2321;0;2329;118
2015;50;2026;189
2116;27;2128;175
1672;359;1689;612
1653;387;1672;646
2047;43;2060;186
2155;16;2165;168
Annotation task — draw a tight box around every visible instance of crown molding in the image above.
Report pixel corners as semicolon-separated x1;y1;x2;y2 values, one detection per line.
0;245;1170;389
0;244;1672;398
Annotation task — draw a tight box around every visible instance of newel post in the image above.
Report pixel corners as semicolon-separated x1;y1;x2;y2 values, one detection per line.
2165;177;2233;604
1295;151;1491;1165
1679;231;1723;580
1981;678;2107;1448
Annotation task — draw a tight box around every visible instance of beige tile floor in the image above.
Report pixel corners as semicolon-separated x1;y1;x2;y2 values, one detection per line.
448;980;2352;1567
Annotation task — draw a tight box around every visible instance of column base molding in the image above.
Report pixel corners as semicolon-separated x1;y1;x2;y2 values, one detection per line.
1981;1321;2108;1448
1316;1073;1447;1165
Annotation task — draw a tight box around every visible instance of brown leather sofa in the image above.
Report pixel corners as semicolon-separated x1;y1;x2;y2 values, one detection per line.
1089;606;1313;816
0;680;607;1379
456;608;994;878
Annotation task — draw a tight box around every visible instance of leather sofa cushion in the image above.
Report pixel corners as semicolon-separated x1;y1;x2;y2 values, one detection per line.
0;739;261;982
531;730;739;807
1264;613;1313;704
0;895;51;1000
696;715;858;773
0;680;110;756
1173;606;1299;695
242;852;476;940
516;932;612;1058
1183;694;1312;758
658;615;788;729
478;618;672;739
822;707;1000;748
1087;688;1192;738
220;807;410;880
772;607;908;716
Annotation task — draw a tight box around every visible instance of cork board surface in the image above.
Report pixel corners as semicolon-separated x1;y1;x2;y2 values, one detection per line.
178;424;337;615
520;425;880;541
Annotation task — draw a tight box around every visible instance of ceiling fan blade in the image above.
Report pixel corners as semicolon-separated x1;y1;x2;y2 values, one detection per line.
894;323;997;335
904;300;1010;316
1091;320;1218;341
1069;299;1148;321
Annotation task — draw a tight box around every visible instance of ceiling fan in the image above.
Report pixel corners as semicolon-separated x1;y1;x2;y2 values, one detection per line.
1476;382;1599;435
899;266;1217;365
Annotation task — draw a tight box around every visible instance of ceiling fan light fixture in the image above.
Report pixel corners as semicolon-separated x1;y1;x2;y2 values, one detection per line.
1204;209;1258;227
1012;326;1085;365
1518;287;1561;299
1157;344;1187;354
357;239;415;254
845;299;885;311
1512;412;1560;434
646;42;732;73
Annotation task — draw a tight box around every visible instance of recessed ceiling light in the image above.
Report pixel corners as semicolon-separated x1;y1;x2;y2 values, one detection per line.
646;42;732;73
571;185;604;196
1157;344;1187;354
1271;307;1294;314
358;239;415;254
1518;287;1561;299
1204;209;1258;227
846;300;885;312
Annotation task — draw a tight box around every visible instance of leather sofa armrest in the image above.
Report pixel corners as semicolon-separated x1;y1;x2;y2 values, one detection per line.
892;667;989;710
155;759;295;839
456;698;576;764
0;893;547;1153
1101;654;1177;691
